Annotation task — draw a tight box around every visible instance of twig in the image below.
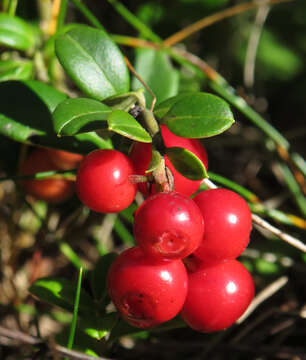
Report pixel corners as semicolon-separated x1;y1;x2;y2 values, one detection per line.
236;276;289;324
0;325;109;360
202;178;306;253
244;4;270;88
163;0;292;47
124;56;157;112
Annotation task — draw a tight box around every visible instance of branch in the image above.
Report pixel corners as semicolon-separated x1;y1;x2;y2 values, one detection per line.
202;178;306;253
0;325;110;360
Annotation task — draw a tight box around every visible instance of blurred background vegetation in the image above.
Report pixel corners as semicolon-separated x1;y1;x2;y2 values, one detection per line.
0;0;305;359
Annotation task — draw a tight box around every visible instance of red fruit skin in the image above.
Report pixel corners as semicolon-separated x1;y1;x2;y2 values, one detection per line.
129;125;208;197
21;148;75;203
46;149;83;170
107;247;188;328
193;188;252;263
134;192;204;260
181;259;254;332
76;149;137;213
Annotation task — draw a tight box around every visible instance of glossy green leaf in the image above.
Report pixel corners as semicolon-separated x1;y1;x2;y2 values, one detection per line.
132;48;179;107
159;92;235;138
91;253;118;301
108;110;152;142
80;313;118;340
29;277;95;315
55;25;129;101
0;14;36;51
0;60;33;82
146;149;162;173
166;147;207;180
0;80;110;152
154;92;193;119
53;98;112;136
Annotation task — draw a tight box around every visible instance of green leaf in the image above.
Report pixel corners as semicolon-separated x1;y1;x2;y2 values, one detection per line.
0;14;36;51
154;93;191;119
55;25;129;101
79;313;118;340
53;98;112;136
108;110;152;143
29;277;95;315
166;147;207;180
0;60;33;82
146;149;162;173
91;253;118;301
0;80;109;152
132;48;179;107
159;92;235;138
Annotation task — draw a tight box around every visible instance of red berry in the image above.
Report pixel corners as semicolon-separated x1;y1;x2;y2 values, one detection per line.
76;149;137;213
181;259;254;332
107;247;188;328
20;148;75;203
45;149;83;170
129;125;208;197
193;189;252;263
134;192;204;260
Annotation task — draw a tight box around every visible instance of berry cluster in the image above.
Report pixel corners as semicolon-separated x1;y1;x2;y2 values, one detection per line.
107;187;254;332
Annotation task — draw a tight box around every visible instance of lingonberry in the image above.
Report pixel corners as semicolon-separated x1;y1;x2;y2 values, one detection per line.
193;188;252;263
134;192;204;260
181;259;254;332
45;148;83;170
76;149;137;213
21;148;75;203
129;124;208;197
107;246;188;328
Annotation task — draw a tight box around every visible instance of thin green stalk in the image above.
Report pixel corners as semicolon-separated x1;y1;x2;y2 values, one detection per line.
209;80;290;150
107;0;162;43
249;203;306;229
57;0;68;31
3;0;9;12
66;267;83;358
278;162;306;217
0;169;75;182
291;152;306;177
206;171;259;203
59;242;87;270
8;0;18;15
114;217;134;245
70;0;106;31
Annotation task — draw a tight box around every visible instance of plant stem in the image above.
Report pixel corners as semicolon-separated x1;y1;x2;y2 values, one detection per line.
106;0;162;43
0;169;76;182
66;267;83;356
70;0;106;31
57;0;68;31
8;0;18;16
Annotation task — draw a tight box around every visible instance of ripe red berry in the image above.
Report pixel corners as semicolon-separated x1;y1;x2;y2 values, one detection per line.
107;246;188;328
45;148;83;170
193;189;252;263
76;149;137;213
129;125;208;197
134;192;204;260
20;148;75;203
181;259;254;332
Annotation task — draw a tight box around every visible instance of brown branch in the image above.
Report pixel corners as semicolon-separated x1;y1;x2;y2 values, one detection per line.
163;0;293;47
0;325;110;360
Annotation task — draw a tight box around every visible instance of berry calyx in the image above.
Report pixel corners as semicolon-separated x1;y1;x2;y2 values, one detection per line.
134;192;204;260
193;188;252;263
20;148;75;203
107;247;188;328
76;149;137;213
181;259;254;332
129;125;208;197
